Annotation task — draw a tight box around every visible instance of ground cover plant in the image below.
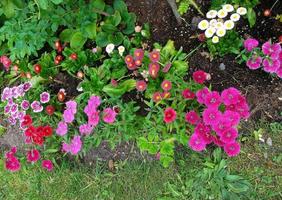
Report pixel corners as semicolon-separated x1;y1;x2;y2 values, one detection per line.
0;0;281;199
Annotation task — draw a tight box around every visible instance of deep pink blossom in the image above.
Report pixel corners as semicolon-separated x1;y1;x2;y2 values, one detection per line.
221;87;241;106
203;108;221;126
84;96;101;116
21;100;30;110
103;108;117;124
23;82;32;92
88;110;100;126
193;70;207;84
134;49;144;59
277;67;282;78
182;89;195;99
212;117;232;136
5;156;21;172
196;87;210;104
262;58;280;73
164;107;177;123
161;80;172;91
42;160;53;171
26;149;41;163
149;50;160;62
136;80;147;92
223;110;241;126
212;135;225;147
204;91;221;108
246;56;262;70
40;92;50;104
56;121;68;136
188;133;206;151
244;38;259;52
262;41;281;60
235;103;250;119
194;123;212;144
185;111;200;125
220;128;238;144
31;101;43;113
224;142;240;157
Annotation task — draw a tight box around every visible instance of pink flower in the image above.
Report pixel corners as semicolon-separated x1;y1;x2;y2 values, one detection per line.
162;62;172;73
196;87;210;104
164;107;177;123
149;50;160;62
188;133;206;152
149;63;160;78
40;92;50;104
5;156;21;172
244;38;259;52
223;110;240;126
277;67;282;78
21;100;30;110
42;160;53;171
23;82;32;92
235;103;250;119
203;108;221;126
1;87;11;101
161;80;172;91
262;41;281;60
88;110;100;126
103;108;117;124
204;91;221;108
212;135;225;147
224;142;240;157
152;92;162;102
185;111;200;125
66;100;77;114
70;136;82;155
262;58;280;73
79;124;93;135
26;149;40;163
84;96;101;116
212;117;231;136
182;89;195;99
193;70;207;84
220;128;238;143
221;87;240;106
246;56;262;70
56;121;68;136
10;103;18;113
134;49;144;59
63;109;75;123
194;123;212;144
31;101;43;113
0;55;12;70
136;80;147;92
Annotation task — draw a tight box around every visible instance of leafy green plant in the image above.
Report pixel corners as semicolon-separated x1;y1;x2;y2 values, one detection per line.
176;0;204;16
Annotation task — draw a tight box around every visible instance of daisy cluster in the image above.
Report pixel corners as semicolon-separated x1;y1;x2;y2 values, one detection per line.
198;4;247;43
56;96;118;155
244;39;282;78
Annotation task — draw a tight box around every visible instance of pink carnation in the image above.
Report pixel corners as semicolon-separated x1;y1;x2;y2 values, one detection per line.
40;92;50;104
56;121;68;136
70;136;82;155
63;109;75;123
224;142;240;157
223;110;240;126
193;70;207;84
66;100;77;114
79;124;93;135
220;128;238;144
262;41;281;60
185;111;200;125
262;58;280;73
164;107;177;123
212;117;231;136
221;87;240;106
203;108;221;126
204;91;221;108
182;89;195;99
244;38;259;52
246;56;262;70
88;110;100;126
196;87;210;104
26;149;41;163
194;123;212;144
42;160;53;171
31;101;43;113
188;134;206;152
103;108;117;124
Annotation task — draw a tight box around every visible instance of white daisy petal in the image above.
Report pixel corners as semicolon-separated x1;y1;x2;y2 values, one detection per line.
215;22;224;29
212;36;219;43
230;13;241;22
237;7;247;15
209;19;217;27
205;27;216;38
224;20;235;30
206;10;218;19
216;28;226;37
222;4;234;12
198;20;210;30
217;9;228;18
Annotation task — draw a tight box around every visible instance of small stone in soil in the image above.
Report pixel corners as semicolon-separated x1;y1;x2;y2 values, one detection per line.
219;63;226;71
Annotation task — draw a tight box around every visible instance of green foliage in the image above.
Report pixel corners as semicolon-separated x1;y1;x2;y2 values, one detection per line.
176;0;204;16
207;30;243;57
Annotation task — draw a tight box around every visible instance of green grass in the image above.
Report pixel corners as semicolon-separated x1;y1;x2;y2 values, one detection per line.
0;120;281;200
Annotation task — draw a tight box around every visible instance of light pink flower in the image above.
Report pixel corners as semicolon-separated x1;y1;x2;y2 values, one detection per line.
31;101;43;113
66;100;77;114
70;136;82;155
56;121;68;136
40;92;50;104
63;109;75;123
88;110;100;126
103;108;117;124
79;124;93;135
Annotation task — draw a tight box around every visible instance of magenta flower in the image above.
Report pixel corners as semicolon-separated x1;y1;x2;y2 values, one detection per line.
188;134;206;152
203;108;221;126
21;100;30;110
84;96;101;116
235;103;250;119
70;136;82;155
23;82;32;92
193;70;207;84
244;38;259;52
164;107;177;123
262;58;280;73
223;110;241;126
5;156;21;172
66;100;77;114
4;105;11;114
212;135;225;147
277;67;282;78
185;111;200;125
246;56;262;70
40;92;50;104
63;109;75;123
31;101;43;113
221;87;240;106
224;142;240;157
56;121;68;136
103;108;117;124
79;124;93;135
262;41;281;59
196;87;210;104
88;110;100;126
26;149;41;163
212;117;232;136
220;128;238;144
204;91;221;108
42;160;53;171
10;103;18;113
194;123;212;144
182;89;195;99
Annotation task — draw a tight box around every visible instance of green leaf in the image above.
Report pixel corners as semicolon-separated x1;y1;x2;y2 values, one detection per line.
138;137;149;150
102;79;136;97
84;23;97;39
108;32;123;45
101;23;118;33
113;0;127;12
247;8;256;27
93;0;105;11
50;0;63;4
162;40;176;58
59;29;74;42
38;0;49;10
70;31;87;49
110;11;122;26
3;1;16;18
160;155;174;168
96;32;109;47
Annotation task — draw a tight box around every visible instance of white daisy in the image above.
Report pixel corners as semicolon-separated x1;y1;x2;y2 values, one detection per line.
206;10;218;19
222;4;234;12
230;13;241;22
209;19;217;27
224;20;235;30
217;9;228;18
212;36;219;43
237;7;247;15
106;43;115;54
216;28;226;37
198;20;209;30
205;27;216;38
215;22;224;29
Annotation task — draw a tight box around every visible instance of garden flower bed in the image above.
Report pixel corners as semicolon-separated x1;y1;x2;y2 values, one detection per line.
0;0;281;199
